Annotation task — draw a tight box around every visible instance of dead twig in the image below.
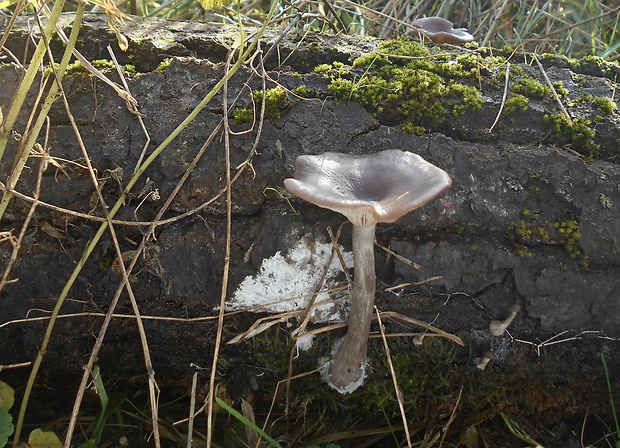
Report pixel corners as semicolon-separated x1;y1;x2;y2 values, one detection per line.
487;61;510;133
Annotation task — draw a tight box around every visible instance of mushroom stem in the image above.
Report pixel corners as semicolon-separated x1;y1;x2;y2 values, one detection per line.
328;224;376;392
489;304;521;336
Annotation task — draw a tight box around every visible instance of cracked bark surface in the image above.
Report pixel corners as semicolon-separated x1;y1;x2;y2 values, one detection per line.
1;15;619;389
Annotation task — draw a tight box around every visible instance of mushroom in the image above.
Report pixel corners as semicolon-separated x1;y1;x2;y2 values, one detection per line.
284;149;452;393
411;17;474;45
475;350;495;370
489;304;521;336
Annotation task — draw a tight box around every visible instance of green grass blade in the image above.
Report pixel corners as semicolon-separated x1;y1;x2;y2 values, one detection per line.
90;365;109;445
0;0;66;164
214;393;283;448
601;352;620;444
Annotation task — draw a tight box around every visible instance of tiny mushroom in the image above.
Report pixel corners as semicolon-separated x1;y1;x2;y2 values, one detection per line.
284;149;452;393
489;304;521;336
412;17;474;45
475;350;495;371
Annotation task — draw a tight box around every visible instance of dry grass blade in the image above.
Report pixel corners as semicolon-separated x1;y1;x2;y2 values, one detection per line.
227;314;293;344
0;145;46;294
44;45;162;448
533;53;572;125
292;223;348;340
206;33;250;448
261;368;321;447
487;61;510;133
186;371;199;448
438;387;463;447
376;241;421;269
380;311;464;346
376;306;412;448
106;45;151;173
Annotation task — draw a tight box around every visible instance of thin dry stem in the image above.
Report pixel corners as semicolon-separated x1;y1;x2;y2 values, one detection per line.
106;45;151;173
291;223;347;340
376;306;412;448
533;53;572;125
186;371;198;448
0;145;46;293
487;61;510;133
44;50;161;448
205;48;236;448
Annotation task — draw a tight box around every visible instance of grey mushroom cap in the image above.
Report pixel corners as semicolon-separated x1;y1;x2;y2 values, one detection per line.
412;17;474;45
283;150;452;228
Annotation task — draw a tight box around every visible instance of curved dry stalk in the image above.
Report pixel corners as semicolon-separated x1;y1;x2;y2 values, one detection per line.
0;0;66;166
0;0;68;219
0;147;46;294
487;61;511;133
64;7;277;446
17;22;162;446
205;47;236;448
106;44;151;173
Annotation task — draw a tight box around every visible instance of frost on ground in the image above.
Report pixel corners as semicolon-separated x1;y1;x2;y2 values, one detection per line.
227;236;354;322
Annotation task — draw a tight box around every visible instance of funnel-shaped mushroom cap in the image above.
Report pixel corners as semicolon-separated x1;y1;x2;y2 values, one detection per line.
284;150;452;228
412;17;474;45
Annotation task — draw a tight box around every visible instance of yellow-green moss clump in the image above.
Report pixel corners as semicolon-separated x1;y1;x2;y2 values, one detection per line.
232;107;254;125
232;86;290;124
544;113;600;156
592;96;617;114
504;94;529;114
251;86;289;119
512;76;551;99
555;219;582;258
315;37;483;134
156;58;173;72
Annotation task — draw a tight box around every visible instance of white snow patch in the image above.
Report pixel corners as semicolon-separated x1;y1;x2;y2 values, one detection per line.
227;237;353;322
295;333;316;352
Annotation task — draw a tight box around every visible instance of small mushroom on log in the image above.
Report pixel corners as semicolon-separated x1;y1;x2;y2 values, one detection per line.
412;17;474;45
475;350;495;370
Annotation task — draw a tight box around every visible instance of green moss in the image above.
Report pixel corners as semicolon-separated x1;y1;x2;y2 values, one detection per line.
156;58;172;72
554;220;582;258
446;82;484;114
91;59;115;70
64;60;87;77
599;193;613;209
592;96;617;114
515;221;532;240
291;84;309;97
515;244;532;257
245;330;513;421
568;54;615;75
314;63;331;74
535;225;550;240
251;86;289;118
352;53;388;68
504;94;529;114
319;37;483;133
572;74;585;84
232;107;253;125
464;41;479;49
513;76;551;99
455;52;483;73
552;81;569;96
544;113;599;156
